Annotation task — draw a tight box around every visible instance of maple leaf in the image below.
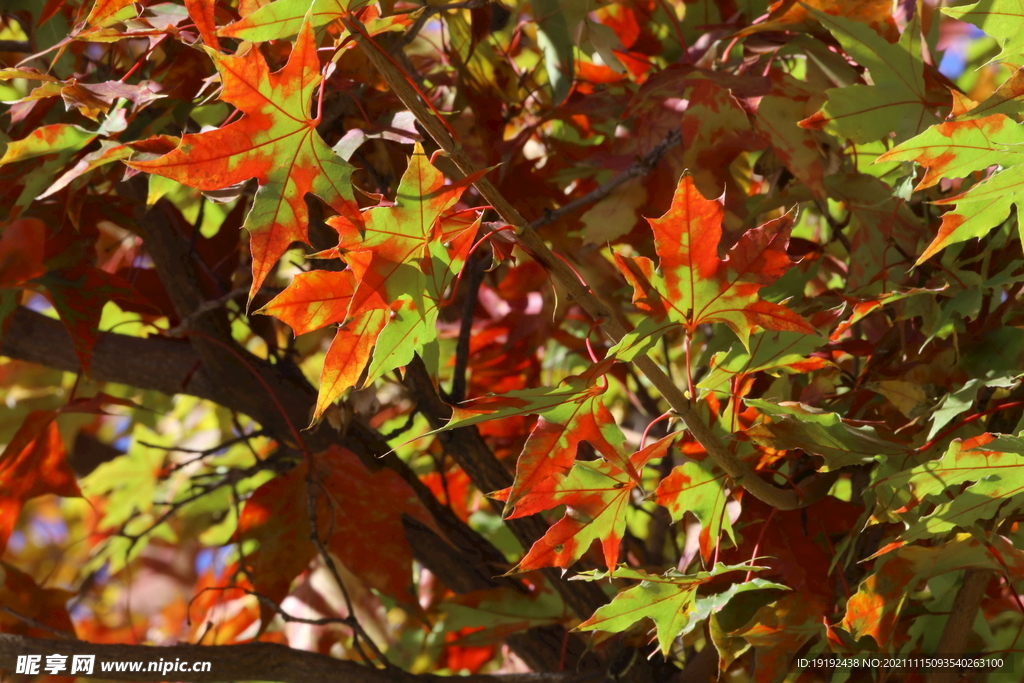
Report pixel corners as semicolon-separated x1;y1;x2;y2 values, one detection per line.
219;0;369;41
184;0;219;50
0;123;98;218
82;0;136;30
719;496;862;682
438;365;616;431
842;534;1014;648
799;11;940;144
259;143;479;420
680;79;763;206
945;0;1024;63
0;411;82;557
697;330;829;400
574;564;786;656
874;434;1024;545
433;362;649;515
879;112;1024;265
746;400;907;471
238;445;437;626
127;15;358;301
444;584;571;644
878;112;1024;192
614;174;813;348
755;71;830;198
501;389;647;517
654;458;734;564
736;0;895;37
0;561;76;638
507;434;674;572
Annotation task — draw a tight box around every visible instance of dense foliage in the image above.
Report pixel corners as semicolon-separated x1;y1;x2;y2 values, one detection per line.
5;0;1024;681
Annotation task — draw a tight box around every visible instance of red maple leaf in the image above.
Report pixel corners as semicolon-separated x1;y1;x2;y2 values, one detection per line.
615;174;814;346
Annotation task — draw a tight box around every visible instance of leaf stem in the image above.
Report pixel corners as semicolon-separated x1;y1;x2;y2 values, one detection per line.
744;508;775;583
683;331;695;400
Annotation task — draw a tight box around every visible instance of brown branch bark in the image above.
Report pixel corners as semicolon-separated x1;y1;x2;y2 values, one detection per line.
404;357;609;621
0;634;601;683
346;18;835;511
927;569;991;683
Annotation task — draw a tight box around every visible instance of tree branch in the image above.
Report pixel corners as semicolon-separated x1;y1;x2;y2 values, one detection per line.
404;357;610;622
346;18;835;511
529;128;682;230
927;569;991;683
0;634;601;683
450;249;489;403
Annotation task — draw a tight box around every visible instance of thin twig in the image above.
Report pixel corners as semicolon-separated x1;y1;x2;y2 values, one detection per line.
245;590;352;627
138;430;268;460
0;607;77;641
167;287;249;336
126;458;284;544
530;128;682;230
397;0;488;49
305;476;391;669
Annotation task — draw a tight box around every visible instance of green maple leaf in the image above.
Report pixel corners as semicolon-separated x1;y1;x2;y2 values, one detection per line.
799;11;940;144
945;0;1024;63
654;458;734;564
697;330;829;399
746;400;908;471
877;112;1024;264
219;0;368;41
876;434;1024;544
573;563;787;656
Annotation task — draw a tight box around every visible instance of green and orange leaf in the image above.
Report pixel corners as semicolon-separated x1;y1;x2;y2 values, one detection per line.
615;174;813;348
510;434;674;572
127;15;358;301
654;458;734;563
573;564;786;656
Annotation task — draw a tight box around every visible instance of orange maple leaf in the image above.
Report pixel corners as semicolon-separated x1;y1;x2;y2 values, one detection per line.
127;16;358;301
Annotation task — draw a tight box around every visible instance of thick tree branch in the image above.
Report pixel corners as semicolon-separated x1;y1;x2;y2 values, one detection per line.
347;19;835;511
927;569;991;683
140;201;315;442
405;357;609;622
2;306;221;400
0;634;601;683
